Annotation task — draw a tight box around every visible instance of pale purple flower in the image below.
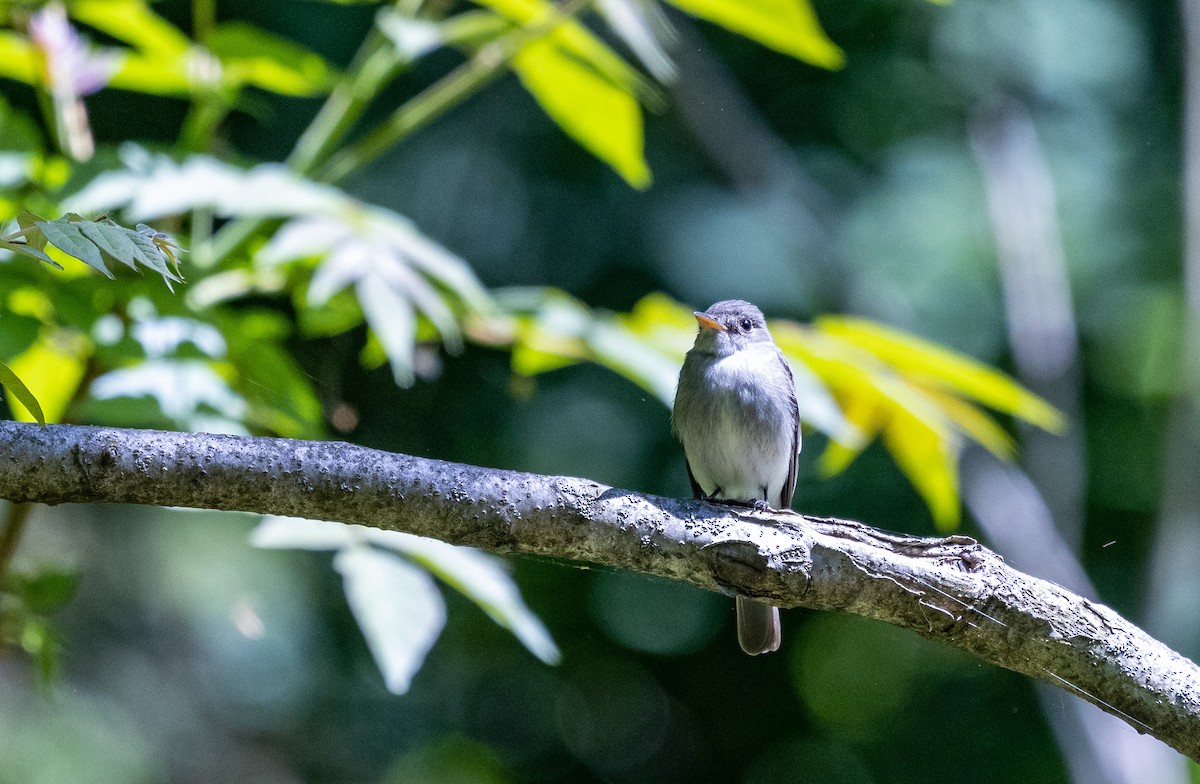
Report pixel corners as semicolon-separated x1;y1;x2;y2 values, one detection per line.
28;3;121;96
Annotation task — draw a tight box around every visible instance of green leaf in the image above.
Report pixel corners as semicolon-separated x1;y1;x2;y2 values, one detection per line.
19;616;62;683
815;316;1064;432
9;568;80;615
207;22;337;96
9;212;184;287
512;38;650;188
0;239;62;268
0;360;45;426
334;544;447;695
225;313;326;439
0;96;43;154
78;219;142;271
36;218;114;278
3;332;88;424
665;0;844;69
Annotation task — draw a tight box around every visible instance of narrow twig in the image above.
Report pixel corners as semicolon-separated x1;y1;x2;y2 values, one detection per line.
0;502;33;586
317;0;595;184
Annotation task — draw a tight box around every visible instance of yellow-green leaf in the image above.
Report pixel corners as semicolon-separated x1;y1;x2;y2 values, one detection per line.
816;316;1064;432
0;360;45;426
0;32;38;85
617;293;697;357
816;390;880;476
882;400;961;531
208;22;336;96
512;38;650;188
107;53;194;96
922;386;1015;460
473;0;648;93
72;0;192;57
3;332;89;424
665;0;844;69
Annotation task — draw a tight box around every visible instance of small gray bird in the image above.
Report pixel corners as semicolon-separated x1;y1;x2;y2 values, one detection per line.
672;300;800;655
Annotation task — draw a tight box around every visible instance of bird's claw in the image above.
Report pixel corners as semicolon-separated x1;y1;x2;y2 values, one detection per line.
705;497;777;514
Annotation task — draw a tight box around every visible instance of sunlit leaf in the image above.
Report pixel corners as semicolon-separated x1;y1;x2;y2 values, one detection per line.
72;0;191;57
470;0;653;187
72;0;200;96
356;273;417;385
252;517;560;665
923;386;1015;460
251;516;360;550
90;359;249;433
811;391;878;477
512;39;649;188
66;150;346;220
0;32;37;84
665;0;844;69
3;331;89;424
494;288;592;376
262;209;490;385
473;0;650;91
334;544;447;695
105;52;194;95
815;316;1064;432
365;529;561;665
883;409;960;531
0;360;45;425
789;357;862;449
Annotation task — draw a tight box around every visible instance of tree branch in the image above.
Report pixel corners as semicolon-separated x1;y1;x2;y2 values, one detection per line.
0;421;1197;761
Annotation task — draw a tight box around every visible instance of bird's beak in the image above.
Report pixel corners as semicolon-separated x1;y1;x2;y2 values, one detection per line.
694;312;727;332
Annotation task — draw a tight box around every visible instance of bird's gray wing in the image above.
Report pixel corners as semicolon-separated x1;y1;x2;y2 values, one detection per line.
685;459;704;500
778;350;801;509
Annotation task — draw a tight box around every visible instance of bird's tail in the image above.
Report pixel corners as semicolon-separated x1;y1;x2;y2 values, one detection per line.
736;595;781;655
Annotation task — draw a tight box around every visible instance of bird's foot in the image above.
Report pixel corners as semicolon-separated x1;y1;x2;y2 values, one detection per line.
705;497;776;514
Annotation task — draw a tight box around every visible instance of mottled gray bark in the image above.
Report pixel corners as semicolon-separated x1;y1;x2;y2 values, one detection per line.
0;421;1197;762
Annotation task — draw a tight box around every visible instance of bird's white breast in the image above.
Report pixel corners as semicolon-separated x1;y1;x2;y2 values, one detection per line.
677;345;795;506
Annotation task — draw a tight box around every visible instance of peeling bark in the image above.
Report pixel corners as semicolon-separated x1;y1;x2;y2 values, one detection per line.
0;421;1197;761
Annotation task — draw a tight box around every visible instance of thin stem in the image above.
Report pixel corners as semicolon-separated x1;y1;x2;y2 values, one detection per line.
192;0;216;41
207;0;592;263
0;503;32;587
288;26;403;176
208;22;406;264
318;0;593;185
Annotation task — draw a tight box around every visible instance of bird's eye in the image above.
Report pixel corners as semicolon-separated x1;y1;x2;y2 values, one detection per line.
739;318;753;331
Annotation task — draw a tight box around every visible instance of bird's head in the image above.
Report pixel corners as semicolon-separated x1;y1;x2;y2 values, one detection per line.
690;299;774;357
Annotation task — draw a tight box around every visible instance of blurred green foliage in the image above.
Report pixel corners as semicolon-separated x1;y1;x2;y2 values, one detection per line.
0;0;1195;781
